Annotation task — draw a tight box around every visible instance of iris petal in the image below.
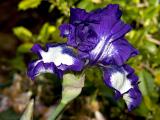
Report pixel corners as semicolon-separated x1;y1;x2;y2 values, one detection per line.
123;86;142;111
101;38;139;66
27;61;59;80
89;38;138;65
70;8;88;25
103;64;141;110
103;65;139;95
110;21;132;41
103;65;137;94
59;24;77;47
27;43;84;80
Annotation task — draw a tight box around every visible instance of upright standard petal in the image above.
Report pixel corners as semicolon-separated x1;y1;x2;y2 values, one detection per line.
27;43;84;80
103;64;141;110
70;8;88;25
86;4;124;40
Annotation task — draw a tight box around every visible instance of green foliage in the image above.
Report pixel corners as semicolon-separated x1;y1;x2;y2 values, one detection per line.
17;43;33;53
13;26;32;42
38;23;56;43
18;0;42;10
0;109;21;120
10;0;160;119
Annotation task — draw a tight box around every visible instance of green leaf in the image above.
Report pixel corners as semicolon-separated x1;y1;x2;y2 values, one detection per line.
148;0;159;6
144;41;158;54
17;43;33;53
143;6;160;20
38;23;49;42
18;0;42;10
77;0;95;11
10;56;26;71
13;26;32;41
134;98;150;117
38;23;56;42
0;109;21;120
139;70;157;98
48;26;56;34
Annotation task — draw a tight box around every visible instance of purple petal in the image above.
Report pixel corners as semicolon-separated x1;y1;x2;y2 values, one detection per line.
110;21;132;40
78;51;89;59
123;86;142;111
85;4;126;43
70;8;88;25
59;24;77;47
88;38;138;65
77;27;98;52
104;4;122;19
27;61;56;80
31;44;43;58
100;38;139;66
87;4;122;22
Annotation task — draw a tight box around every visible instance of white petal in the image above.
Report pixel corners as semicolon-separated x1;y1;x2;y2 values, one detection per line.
110;69;132;94
123;92;132;107
40;46;74;66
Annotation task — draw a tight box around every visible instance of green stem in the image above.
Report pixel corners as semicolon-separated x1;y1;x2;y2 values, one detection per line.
48;102;67;120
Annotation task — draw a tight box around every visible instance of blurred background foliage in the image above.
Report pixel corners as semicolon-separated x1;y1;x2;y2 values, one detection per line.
0;0;160;120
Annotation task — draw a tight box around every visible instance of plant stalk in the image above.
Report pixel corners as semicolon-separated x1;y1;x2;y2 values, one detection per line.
48;102;67;120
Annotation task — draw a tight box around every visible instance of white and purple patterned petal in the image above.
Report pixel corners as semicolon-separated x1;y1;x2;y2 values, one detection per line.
103;65;137;95
103;64;141;110
123;86;142;111
27;61;60;80
27;43;84;80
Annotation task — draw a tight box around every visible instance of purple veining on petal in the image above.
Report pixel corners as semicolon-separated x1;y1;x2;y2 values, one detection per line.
100;38;139;66
123;85;142;111
88;37;138;66
77;26;98;52
102;4;122;19
27;61;56;80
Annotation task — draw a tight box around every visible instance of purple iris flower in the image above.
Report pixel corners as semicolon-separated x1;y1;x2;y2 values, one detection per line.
27;43;84;80
59;4;139;66
59;4;142;110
